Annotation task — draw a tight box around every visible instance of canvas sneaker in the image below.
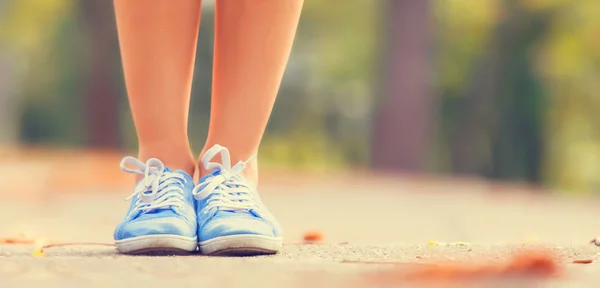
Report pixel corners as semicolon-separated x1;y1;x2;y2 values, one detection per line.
114;157;197;254
193;144;283;256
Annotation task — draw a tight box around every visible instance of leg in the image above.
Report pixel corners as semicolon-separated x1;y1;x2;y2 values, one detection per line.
112;0;201;255
200;0;304;184
194;0;303;256
115;0;201;177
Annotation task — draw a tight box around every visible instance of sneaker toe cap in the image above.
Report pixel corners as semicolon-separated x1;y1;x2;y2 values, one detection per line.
200;217;275;241
115;217;195;240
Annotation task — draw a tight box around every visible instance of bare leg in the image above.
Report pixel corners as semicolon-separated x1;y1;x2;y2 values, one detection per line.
200;0;304;184
114;0;202;177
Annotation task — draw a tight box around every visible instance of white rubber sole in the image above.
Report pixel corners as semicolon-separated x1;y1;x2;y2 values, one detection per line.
199;234;283;256
115;234;198;255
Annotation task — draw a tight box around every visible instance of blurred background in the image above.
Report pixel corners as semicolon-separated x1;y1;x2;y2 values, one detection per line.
0;0;599;196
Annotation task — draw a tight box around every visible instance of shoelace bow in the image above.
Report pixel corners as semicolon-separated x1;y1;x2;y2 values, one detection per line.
192;145;259;213
120;157;187;213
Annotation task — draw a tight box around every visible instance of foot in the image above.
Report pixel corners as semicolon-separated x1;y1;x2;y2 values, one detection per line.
193;144;283;256
114;157;198;255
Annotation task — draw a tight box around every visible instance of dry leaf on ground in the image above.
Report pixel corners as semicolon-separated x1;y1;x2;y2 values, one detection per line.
303;231;324;243
363;249;560;285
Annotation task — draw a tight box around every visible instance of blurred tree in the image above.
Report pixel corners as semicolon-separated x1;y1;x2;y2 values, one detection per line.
486;2;551;182
0;0;75;144
81;1;121;148
371;0;434;172
8;0;600;195
187;7;216;154
431;0;498;173
0;53;19;144
533;0;600;193
260;0;379;169
447;0;552;182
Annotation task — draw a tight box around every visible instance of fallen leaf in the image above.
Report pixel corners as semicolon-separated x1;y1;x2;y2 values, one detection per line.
363;249;560;285
0;238;35;245
303;231;323;243
505;250;560;277
572;259;593;264
283;241;347;246
32;248;46;257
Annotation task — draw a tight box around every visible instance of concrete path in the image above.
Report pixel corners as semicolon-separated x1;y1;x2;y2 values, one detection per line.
0;176;599;287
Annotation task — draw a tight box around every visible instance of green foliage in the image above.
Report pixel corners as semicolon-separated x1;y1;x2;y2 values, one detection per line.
533;0;600;194
0;0;74;52
434;0;498;93
0;0;86;146
263;0;380;167
5;0;600;194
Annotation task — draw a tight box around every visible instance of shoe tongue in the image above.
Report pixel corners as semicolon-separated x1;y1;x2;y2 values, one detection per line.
203;169;242;191
198;169;221;184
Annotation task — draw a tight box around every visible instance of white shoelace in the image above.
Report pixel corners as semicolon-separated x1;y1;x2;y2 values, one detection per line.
120;157;187;213
192;145;258;213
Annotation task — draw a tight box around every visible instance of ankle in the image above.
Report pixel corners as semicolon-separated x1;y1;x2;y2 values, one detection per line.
198;147;259;185
135;157;196;182
138;144;196;178
199;164;258;186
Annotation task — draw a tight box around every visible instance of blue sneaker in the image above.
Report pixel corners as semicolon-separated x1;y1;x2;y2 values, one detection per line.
193;145;283;256
114;157;198;254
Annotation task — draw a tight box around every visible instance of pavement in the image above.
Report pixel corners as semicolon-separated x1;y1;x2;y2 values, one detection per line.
0;172;599;287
